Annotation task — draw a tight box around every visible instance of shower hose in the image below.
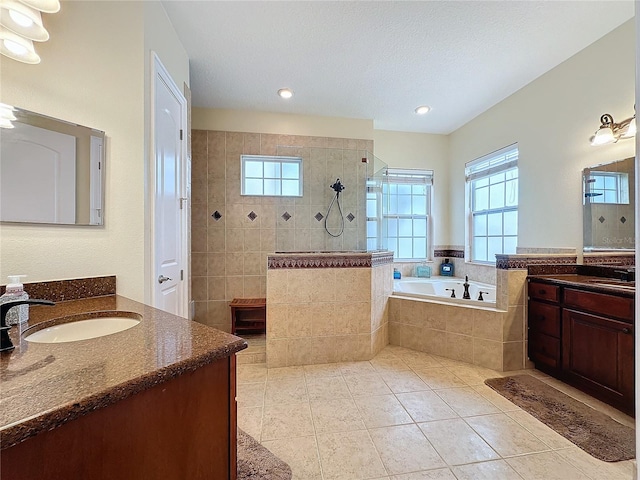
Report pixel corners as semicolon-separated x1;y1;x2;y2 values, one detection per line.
325;179;345;237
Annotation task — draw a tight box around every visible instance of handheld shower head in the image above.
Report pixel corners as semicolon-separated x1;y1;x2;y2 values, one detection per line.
330;179;345;193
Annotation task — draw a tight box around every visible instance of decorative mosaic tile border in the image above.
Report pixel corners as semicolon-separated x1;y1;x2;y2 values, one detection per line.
433;249;464;259
583;253;635;266
268;251;394;269
495;254;578;270
0;276;117;302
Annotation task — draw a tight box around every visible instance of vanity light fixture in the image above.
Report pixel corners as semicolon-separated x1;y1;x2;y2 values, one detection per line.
15;0;60;14
414;105;431;115
590;109;636;146
277;88;293;99
0;103;16;129
0;27;40;63
0;0;49;42
0;0;58;64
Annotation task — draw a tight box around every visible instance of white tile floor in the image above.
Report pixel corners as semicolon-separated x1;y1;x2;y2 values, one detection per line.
236;344;636;480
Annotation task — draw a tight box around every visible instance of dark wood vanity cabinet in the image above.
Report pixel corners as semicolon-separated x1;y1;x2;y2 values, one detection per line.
528;280;635;416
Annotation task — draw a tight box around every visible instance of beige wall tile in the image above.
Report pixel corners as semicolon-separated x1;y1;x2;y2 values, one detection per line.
311;336;336;364
267;338;288;368
261;228;276;252
207;227;225;252
260;134;278;155
207;276;226;300
206;253;225;276
208;153;226;180
503;305;525;342
503;341;526;371
192;154;207;179
507;269;528;306
311;304;336;336
206;130;225;158
472;309;503;342
422;329;448;357
473;338;503;371
287;337;314;366
389;323;403;346
226;132;244;155
192;276;207;301
267;304;289;339
243;133;260;154
446;333;474;363
192;226;207;253
244;275;263;298
226;228;244;252
287;304;314;338
446;308;474;336
267;271;288;304
225;252;244;276
226;276;244;300
244;252;262;275
192;252;207;277
192;130;208;156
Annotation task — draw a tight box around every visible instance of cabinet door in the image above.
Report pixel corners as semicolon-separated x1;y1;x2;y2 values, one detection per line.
562;309;634;412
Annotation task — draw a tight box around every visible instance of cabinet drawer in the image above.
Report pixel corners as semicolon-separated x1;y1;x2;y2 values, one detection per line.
528;301;561;337
564;288;634;322
528;331;560;370
528;282;560;303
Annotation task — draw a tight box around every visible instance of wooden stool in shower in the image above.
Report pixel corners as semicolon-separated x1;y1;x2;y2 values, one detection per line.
229;297;266;335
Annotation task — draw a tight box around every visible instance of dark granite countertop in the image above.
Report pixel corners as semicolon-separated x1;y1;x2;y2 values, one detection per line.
527;274;635;298
0;295;246;450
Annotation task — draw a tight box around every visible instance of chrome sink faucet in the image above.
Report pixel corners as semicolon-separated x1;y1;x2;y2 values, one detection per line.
0;299;55;353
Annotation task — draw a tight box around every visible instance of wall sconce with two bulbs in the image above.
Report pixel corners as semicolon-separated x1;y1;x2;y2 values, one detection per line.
590;108;636;146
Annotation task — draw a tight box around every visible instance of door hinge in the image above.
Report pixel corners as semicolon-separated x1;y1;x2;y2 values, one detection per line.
180;197;188;209
180;269;184;281
180;129;183;140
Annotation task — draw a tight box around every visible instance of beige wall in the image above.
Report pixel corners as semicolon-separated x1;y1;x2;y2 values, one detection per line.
0;1;189;303
449;19;635;252
373;130;450;246
0;1;146;300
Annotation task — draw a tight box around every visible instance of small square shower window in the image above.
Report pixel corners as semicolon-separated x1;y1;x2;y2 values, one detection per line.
241;155;303;197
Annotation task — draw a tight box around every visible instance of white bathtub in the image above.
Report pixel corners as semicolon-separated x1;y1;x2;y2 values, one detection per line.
393;276;496;306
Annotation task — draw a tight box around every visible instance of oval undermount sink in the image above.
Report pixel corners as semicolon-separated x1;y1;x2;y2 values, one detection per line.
25;317;140;344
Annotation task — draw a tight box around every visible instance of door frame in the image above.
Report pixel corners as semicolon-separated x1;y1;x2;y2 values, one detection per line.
149;51;188;317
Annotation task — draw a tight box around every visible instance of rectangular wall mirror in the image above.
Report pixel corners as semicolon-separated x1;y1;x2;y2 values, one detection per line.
583;156;635;250
0;107;105;226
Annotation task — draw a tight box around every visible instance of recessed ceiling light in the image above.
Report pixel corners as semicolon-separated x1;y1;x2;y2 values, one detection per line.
414;105;431;115
278;88;293;99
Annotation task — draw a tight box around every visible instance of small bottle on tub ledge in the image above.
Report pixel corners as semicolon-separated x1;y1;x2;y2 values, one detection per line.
440;258;454;276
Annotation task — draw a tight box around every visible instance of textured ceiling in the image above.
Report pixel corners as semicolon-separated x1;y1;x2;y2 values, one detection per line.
162;1;634;134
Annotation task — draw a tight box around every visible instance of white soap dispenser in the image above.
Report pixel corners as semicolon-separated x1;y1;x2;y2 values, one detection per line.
0;275;29;325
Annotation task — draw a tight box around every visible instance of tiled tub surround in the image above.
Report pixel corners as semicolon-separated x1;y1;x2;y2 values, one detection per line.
1;292;246;449
266;251;393;367
191;129;374;333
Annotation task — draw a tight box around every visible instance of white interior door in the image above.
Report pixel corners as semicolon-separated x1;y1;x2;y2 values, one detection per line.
152;54;187;317
0;123;76;224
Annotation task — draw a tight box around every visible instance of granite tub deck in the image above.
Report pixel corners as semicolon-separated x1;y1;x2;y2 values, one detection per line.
1;294;247;450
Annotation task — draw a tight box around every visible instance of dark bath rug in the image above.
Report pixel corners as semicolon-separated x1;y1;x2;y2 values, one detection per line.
237;428;292;480
485;374;635;462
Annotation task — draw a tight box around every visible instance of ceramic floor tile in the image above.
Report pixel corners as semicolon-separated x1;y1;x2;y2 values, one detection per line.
402;354;445;369
265;377;309;405
316;430;387;480
261;403;315;441
237;382;265;408
446;365;502;386
379;370;430;393
369;424;446;475
395;390;458;423
505;451;591;480
554;446;636;480
237;363;268;383
353;394;413;428
339;361;378;376
413;367;468;390
261;435;323;480
465;413;550;457
237;406;263;441
310;397;366;434
418;418;499;466
303;363;343;379
268;365;306;380
390;469;457;480
505;410;574;450
370;356;412;374
306;376;351;401
451;459;523;480
344;373;393;396
471;384;522;412
434;387;501;417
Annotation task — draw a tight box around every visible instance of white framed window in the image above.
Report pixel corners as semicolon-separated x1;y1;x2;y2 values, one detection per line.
382;168;433;260
241;155;302;196
466;144;518;263
584;172;629;204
